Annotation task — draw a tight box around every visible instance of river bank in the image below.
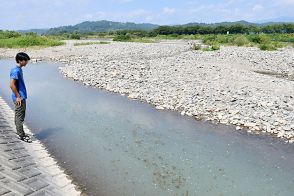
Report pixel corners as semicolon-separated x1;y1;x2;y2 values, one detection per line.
1;40;293;142
0;96;80;195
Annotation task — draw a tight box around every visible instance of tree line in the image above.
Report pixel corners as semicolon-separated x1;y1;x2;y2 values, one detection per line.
152;23;294;35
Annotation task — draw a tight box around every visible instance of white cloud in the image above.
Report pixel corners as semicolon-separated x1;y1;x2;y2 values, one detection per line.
283;0;294;5
163;7;176;15
80;9;153;24
113;0;134;4
126;9;149;18
252;4;264;12
188;5;209;14
83;12;106;20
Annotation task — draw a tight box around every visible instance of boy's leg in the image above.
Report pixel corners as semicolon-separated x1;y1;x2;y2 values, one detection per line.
14;99;26;137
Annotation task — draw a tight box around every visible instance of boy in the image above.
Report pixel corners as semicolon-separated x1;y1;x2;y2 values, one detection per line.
9;52;32;143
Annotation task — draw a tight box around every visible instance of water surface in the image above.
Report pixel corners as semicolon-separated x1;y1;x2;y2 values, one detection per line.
0;59;293;196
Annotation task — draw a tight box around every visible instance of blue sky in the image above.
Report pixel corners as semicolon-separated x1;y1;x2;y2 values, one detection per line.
1;0;294;30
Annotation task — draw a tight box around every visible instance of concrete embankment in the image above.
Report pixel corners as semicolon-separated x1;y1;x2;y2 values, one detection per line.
0;96;81;195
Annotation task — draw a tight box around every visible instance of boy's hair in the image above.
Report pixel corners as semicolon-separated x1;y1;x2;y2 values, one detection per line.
15;52;30;63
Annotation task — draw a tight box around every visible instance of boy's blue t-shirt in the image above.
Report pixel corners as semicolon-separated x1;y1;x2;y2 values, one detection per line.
10;66;27;101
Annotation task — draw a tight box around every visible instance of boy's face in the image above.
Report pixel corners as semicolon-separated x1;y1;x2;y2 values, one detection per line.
19;60;29;67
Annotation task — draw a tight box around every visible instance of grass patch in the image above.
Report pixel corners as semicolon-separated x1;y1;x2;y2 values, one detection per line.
113;33;156;43
129;38;156;43
195;33;293;51
232;35;250;46
259;43;277;51
0;34;64;48
201;43;220;51
74;41;110;46
211;44;220;50
113;34;132;42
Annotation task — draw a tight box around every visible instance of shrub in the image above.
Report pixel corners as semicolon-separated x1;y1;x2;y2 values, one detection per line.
25;32;38;36
130;38;156;43
259;34;271;44
202;44;220;51
216;35;230;44
70;33;81;40
99;41;110;44
0;30;21;39
74;41;110;46
113;34;132;41
192;43;202;50
250;34;270;44
202;35;217;44
259;43;277;51
211;44;220;50
273;42;286;48
269;33;294;43
232;35;250;46
170;34;179;38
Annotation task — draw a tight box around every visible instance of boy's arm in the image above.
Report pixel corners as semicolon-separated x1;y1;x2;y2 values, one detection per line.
10;79;22;105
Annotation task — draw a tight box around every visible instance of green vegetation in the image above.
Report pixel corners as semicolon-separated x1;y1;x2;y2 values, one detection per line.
112;30;157;43
100;25;293;50
188;33;293;51
2;22;294;50
39;23;294;51
113;34;132;41
0;30;21;39
128;38;156;43
232;35;250;46
211;44;220;51
153;23;294;35
192;43;202;50
113;30;149;41
0;31;64;48
24;20;294;35
74;41;110;46
259;43;277;51
45;31;82;40
200;44;221;51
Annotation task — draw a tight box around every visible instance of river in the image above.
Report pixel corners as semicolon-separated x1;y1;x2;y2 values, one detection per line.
0;59;293;196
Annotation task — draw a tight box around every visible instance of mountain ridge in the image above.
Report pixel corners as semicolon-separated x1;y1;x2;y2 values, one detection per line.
17;20;294;34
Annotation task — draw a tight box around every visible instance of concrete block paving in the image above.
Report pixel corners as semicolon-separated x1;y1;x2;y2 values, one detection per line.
0;97;81;195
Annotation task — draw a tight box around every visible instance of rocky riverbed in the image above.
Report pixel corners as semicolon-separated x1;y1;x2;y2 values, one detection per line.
1;40;294;142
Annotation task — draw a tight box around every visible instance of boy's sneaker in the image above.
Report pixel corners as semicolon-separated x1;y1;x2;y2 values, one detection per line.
18;134;32;143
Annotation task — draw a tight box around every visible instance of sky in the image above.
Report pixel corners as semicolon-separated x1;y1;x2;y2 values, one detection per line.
0;0;294;30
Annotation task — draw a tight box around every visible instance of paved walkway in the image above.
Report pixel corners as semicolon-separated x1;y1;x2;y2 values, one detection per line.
0;97;81;195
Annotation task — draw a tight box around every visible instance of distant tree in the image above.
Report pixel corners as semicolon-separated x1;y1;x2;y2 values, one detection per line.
25;32;38;36
213;25;228;34
70;31;81;39
0;30;21;39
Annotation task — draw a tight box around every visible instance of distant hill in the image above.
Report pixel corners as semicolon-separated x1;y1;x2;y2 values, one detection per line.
178;20;293;27
45;20;159;34
17;20;294;34
179;20;255;27
18;28;49;35
256;17;294;24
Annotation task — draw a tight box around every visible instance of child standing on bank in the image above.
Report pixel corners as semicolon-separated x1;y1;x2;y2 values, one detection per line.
9;52;32;143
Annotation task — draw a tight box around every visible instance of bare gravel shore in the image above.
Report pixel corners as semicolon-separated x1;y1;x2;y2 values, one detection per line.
1;40;294;142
